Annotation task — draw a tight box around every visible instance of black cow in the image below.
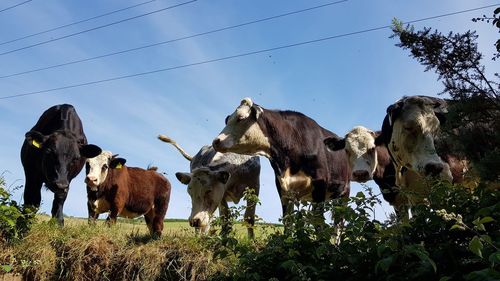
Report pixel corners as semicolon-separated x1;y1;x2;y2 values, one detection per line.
212;98;350;217
21;104;101;225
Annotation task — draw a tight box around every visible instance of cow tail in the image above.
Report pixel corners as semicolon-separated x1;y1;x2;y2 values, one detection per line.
157;134;193;161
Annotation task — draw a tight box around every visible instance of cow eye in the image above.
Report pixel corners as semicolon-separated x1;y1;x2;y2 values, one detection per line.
102;164;108;171
224;115;230;125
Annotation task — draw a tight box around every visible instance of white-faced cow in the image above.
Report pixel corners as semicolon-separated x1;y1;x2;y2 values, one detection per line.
324;126;402;216
212;98;350;218
21;104;101;225
84;151;171;237
375;95;454;182
158;135;260;238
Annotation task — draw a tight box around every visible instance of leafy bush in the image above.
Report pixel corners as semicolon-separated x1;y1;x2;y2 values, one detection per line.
0;174;36;244
213;183;500;281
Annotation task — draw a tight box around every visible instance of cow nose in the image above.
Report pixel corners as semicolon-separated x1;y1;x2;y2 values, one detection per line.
86;176;97;185
190;218;201;228
352;170;370;182
55;181;69;190
424;162;444;177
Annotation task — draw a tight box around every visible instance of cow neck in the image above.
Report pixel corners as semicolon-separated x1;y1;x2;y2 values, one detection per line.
100;166;127;190
257;109;314;175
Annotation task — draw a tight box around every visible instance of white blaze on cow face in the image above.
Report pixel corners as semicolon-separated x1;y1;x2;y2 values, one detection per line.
176;168;230;234
212;98;271;158
85;151;113;190
388;96;452;181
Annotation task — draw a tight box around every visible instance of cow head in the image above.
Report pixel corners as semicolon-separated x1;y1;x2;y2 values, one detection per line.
324;126;377;182
377;96;452;181
212;98;270;157
25;130;101;191
84;151;126;190
176;168;230;234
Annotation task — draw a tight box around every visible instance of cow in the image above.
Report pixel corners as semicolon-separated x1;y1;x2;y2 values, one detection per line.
375;95;454;182
323;126;402;217
21;104;101;226
212;98;350;221
158;134;260;238
84;151;171;237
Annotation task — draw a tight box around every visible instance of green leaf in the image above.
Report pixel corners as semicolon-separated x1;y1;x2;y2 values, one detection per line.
439;277;451;281
0;265;12;273
469;236;483;258
478;217;495;224
489;252;500;266
450;224;465;231
376;256;394;273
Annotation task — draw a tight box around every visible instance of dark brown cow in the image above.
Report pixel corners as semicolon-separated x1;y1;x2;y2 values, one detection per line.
85;151;171;236
212;98;350;217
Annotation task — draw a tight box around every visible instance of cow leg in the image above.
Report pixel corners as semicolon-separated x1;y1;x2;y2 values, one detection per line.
23;176;43;208
150;195;169;238
107;205;120;226
311;180;327;229
86;187;98;225
274;177;292;216
51;192;67;226
219;200;231;237
86;200;99;225
144;210;155;235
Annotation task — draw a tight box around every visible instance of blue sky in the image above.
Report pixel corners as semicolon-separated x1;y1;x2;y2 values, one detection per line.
0;0;498;223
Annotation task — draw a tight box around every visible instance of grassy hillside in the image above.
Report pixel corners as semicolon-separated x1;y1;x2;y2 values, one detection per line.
0;215;281;281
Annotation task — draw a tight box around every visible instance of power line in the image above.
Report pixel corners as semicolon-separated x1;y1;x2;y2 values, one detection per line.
0;0;348;79
0;0;198;57
0;0;158;46
0;3;497;100
0;0;32;13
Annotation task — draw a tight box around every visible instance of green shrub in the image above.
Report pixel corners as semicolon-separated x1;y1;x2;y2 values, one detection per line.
213;183;500;281
0;174;36;244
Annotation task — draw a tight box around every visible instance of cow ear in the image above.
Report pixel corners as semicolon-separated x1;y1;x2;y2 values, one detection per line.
324;137;345;151
25;130;46;149
216;171;230;184
386;102;403;126
175;172;191;185
80;144;102;158
374;133;385;146
433;101;448;125
110;158;126;169
250;104;263;120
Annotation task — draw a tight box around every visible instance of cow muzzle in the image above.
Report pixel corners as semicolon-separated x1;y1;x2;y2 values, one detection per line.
212;134;232;152
54;180;69;191
352;170;371;183
85;176;99;189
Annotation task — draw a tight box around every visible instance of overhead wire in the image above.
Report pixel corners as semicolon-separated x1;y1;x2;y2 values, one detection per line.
0;0;197;56
0;0;349;79
0;3;498;100
0;0;159;46
0;0;32;13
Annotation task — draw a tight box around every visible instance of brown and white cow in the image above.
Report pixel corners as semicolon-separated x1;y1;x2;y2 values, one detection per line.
85;151;171;237
324;126;400;213
212;98;350;217
158;135;260;238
